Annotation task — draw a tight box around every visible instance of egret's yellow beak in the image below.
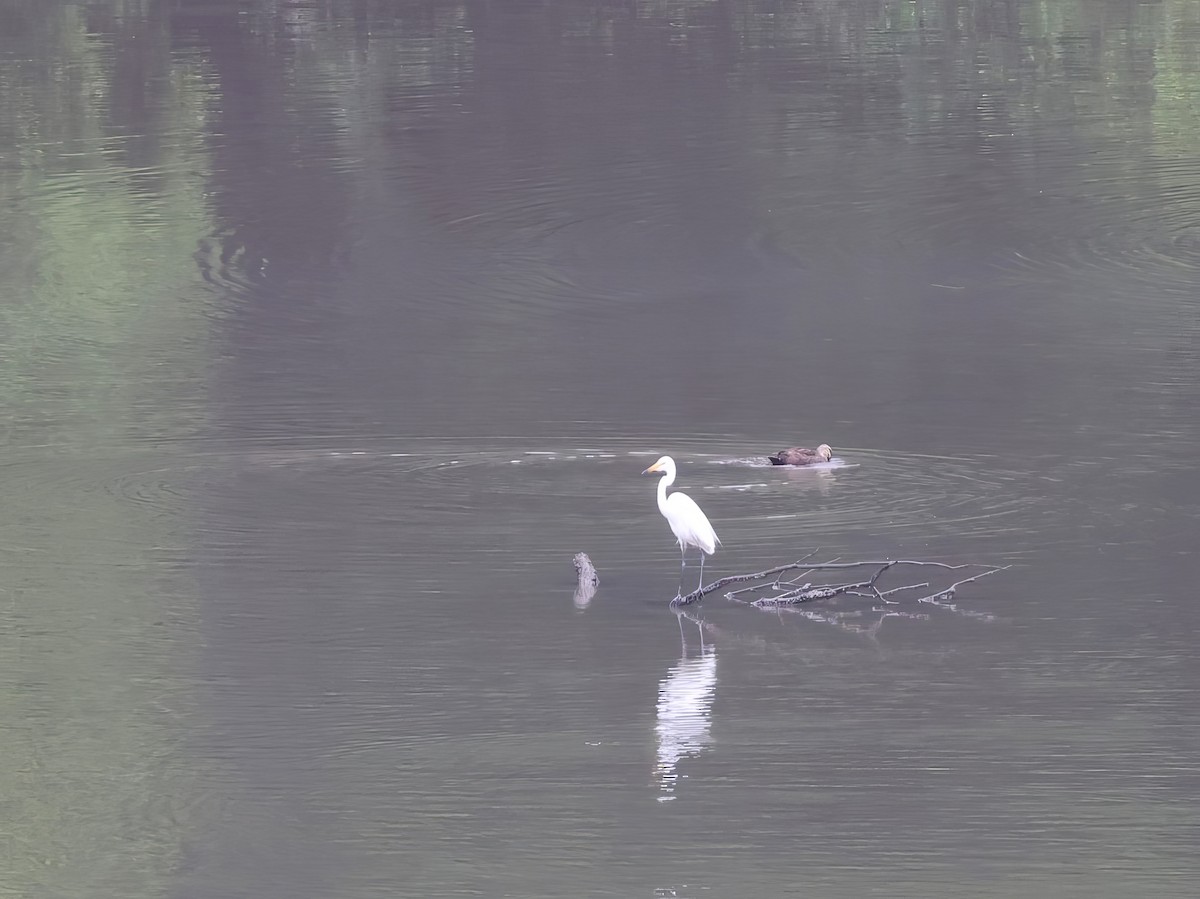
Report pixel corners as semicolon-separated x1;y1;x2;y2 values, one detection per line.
642;462;662;475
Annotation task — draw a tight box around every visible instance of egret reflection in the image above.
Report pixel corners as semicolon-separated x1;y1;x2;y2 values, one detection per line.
654;615;717;801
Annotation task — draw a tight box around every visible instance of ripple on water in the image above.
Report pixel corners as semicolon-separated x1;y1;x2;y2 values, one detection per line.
384;153;757;328
193;227;268;302
3;439;1064;576
701;448;1056;550
993;153;1200;296
387;441;1063;558
750;137;1200;312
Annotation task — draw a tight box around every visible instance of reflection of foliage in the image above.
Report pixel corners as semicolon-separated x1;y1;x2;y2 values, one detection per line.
0;5;213;442
152;0;1200;149
0;6;212;896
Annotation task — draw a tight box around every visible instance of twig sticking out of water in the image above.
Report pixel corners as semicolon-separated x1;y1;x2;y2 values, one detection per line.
573;552;599;587
573;552;599;609
915;567;1008;603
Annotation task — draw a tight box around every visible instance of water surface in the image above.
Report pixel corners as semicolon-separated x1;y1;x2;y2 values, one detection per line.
1;2;1198;897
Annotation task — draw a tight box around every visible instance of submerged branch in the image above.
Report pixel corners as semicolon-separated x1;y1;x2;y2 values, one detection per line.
570;552;1009;616
670;558;1010;609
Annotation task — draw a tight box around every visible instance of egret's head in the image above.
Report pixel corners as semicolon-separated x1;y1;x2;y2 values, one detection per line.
817;444;833;461
642;455;673;476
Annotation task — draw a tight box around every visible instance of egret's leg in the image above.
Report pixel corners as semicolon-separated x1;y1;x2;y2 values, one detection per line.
677;546;687;597
698;551;706;593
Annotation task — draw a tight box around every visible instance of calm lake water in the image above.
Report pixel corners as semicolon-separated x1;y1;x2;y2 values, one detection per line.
1;1;1198;896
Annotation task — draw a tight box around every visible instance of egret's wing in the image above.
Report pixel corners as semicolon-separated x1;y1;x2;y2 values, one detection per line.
665;492;719;553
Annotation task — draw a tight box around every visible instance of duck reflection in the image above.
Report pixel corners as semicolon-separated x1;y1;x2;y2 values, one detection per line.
777;464;840;495
654;615;717;801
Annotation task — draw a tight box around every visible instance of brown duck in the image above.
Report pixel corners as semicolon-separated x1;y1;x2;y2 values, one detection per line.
767;443;833;466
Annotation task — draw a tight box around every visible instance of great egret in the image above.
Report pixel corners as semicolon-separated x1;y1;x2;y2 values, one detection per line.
642;455;720;597
767;443;833;466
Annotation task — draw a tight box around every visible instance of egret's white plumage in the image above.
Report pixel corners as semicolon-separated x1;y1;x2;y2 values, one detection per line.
643;455;720;596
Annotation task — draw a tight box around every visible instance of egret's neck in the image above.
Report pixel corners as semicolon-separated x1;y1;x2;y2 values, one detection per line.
657;472;672;516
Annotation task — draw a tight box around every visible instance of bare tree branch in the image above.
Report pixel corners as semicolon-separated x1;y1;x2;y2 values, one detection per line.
878;582;930;597
572;552;1009;617
915;566;1010;603
669;559;1010;608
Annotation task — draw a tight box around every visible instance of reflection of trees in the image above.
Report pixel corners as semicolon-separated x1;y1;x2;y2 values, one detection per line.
135;1;1199;280
0;6;215;898
0;6;210;442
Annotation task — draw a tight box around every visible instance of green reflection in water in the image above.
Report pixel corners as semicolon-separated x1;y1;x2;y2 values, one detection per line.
0;5;214;896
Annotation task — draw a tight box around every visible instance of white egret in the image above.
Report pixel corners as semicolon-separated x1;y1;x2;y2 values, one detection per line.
767;443;833;466
642;455;720;597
